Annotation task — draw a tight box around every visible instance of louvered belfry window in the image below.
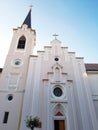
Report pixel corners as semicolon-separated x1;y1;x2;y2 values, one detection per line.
17;36;26;49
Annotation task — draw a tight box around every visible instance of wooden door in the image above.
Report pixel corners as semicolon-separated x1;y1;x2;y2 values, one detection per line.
54;120;65;130
59;120;65;130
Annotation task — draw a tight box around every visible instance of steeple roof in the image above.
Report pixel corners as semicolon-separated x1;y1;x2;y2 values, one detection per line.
22;8;31;28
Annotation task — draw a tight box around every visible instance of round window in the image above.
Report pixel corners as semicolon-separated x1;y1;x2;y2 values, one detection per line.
15;60;21;65
54;57;59;61
7;94;13;101
53;87;62;97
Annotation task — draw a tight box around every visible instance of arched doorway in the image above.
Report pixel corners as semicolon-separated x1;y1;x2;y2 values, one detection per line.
53;104;66;130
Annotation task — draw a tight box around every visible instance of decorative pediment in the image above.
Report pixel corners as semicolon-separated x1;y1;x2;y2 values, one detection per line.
53;104;65;116
51;39;61;45
52;63;63;70
55;111;63;116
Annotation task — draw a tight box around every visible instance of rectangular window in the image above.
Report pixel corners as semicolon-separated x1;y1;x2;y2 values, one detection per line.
3;112;9;123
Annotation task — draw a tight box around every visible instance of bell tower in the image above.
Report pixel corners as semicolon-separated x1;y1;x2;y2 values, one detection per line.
0;8;36;130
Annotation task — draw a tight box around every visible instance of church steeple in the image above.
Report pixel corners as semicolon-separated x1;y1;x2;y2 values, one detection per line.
22;8;32;28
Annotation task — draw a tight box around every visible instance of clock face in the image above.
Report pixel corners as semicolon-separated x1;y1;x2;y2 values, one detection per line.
53;87;62;97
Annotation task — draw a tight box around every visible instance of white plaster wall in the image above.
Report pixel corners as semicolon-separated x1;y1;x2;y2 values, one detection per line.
93;100;98;121
20;39;98;130
87;74;98;95
0;25;36;130
87;73;98;123
0;92;24;130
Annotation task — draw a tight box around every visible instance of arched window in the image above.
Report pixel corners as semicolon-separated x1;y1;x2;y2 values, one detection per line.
17;36;26;49
55;67;60;81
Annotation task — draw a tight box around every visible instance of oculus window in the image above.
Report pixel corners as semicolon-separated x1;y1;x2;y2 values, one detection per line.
54;57;59;61
7;94;13;101
53;87;63;97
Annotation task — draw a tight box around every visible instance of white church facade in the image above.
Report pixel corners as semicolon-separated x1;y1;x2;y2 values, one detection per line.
0;9;98;130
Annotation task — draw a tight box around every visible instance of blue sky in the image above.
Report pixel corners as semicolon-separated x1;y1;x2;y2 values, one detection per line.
0;0;98;67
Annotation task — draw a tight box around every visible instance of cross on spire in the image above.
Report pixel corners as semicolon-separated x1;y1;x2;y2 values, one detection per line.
53;33;59;39
29;5;33;11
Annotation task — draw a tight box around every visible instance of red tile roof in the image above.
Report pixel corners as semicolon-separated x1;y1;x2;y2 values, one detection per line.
85;64;98;71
